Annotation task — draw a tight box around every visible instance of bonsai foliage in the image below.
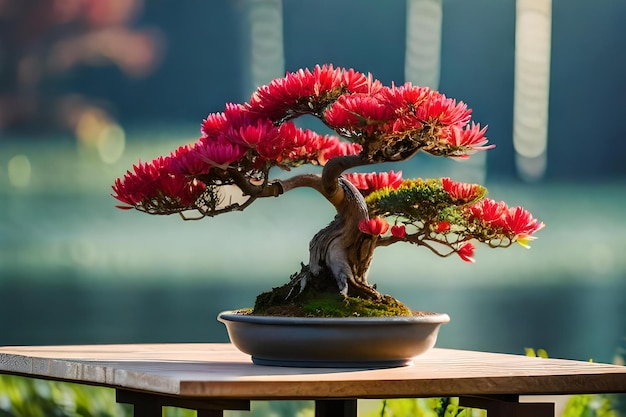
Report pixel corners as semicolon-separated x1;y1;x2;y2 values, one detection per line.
112;65;544;310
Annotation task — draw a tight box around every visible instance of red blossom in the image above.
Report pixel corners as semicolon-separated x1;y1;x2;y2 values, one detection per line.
341;68;379;93
436;221;451;233
316;137;362;165
457;242;476;263
378;83;432;109
277;124;322;163
344;170;403;195
112;157;205;211
324;94;395;134
246;65;376;121
441;177;483;202
228;119;279;148
223;117;284;161
168;144;211;176
468;198;509;224
195;135;247;167
159;176;205;207
358;217;389;236
201;111;228;137
503;206;545;239
445;122;494;158
391;224;406;238
416;92;472;126
385;114;423;134
201;103;253;137
374;83;432;134
112;158;167;207
247;77;302;121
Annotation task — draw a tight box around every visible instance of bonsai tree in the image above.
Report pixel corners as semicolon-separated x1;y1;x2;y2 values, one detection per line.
112;65;544;316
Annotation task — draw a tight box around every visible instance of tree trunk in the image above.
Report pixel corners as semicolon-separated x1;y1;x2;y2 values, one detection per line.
305;178;382;301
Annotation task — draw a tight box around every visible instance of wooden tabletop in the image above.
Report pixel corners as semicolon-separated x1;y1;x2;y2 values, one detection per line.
1;344;625;400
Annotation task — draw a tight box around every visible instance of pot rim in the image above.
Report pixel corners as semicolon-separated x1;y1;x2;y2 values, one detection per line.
217;310;451;325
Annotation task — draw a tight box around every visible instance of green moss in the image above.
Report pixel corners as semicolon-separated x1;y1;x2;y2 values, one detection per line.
302;293;413;317
252;283;413;317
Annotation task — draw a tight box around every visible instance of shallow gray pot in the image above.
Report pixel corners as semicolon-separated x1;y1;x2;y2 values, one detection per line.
218;311;450;368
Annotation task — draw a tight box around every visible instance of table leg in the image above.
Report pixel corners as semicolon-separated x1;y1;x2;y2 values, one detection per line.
115;390;161;417
115;389;249;417
314;399;358;417
460;395;555;417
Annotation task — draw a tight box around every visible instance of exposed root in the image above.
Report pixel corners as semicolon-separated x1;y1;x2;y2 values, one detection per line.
252;275;412;317
285;263;310;299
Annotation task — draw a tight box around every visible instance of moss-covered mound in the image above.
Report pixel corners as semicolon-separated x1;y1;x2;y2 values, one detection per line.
251;281;413;317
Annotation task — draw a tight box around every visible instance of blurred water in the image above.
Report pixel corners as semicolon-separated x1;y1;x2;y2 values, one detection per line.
1;136;625;365
0;280;624;365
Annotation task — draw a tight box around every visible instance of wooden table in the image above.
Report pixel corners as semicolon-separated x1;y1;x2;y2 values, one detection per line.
1;343;625;417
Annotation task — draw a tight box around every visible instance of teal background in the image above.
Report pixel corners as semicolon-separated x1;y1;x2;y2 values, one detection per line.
1;1;625;365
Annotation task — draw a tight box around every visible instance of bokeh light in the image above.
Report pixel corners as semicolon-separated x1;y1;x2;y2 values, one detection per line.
7;154;32;188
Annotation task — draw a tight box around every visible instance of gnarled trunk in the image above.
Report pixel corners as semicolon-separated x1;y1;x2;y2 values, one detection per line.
298;178;382;301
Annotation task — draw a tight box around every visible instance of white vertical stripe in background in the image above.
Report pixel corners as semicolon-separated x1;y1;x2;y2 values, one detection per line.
405;0;486;184
404;0;443;90
244;0;285;98
514;0;552;181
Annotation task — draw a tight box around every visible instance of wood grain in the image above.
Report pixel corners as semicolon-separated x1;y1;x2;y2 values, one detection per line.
1;344;625;400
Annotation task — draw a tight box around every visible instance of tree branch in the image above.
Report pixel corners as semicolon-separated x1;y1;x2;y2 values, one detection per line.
321;154;372;206
376;236;404;247
227;168;283;198
278;173;324;194
278;173;348;211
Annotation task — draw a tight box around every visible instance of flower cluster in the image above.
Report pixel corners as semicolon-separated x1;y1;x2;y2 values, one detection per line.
112;157;206;213
353;172;544;262
113;64;542;267
247;64;377;121
113;101;361;214
193;102;359;171
322;80;492;158
242;65;494;159
343;170;403;196
468;199;545;249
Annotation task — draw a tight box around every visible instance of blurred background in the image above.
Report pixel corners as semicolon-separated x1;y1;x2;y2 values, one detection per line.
1;0;625;367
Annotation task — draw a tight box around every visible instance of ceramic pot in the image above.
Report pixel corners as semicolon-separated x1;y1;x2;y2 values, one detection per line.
218;311;450;368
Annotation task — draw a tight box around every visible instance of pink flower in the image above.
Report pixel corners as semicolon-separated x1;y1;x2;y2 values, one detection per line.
316;137;362;165
391;224;406;238
277;125;322;163
112;158;166;207
457;242;476;263
196;135;247;167
341;68;380;94
468;198;508;224
416;92;472;126
159;176;206;207
168;144;212;176
378;83;432;110
111;156;206;211
344;170;403;196
324;94;395;134
358;217;390;236
201;103;252;137
229;119;280;148
246;65;377;121
503;206;545;247
441;177;483;202
445;122;494;158
221;118;285;161
201;111;228;137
